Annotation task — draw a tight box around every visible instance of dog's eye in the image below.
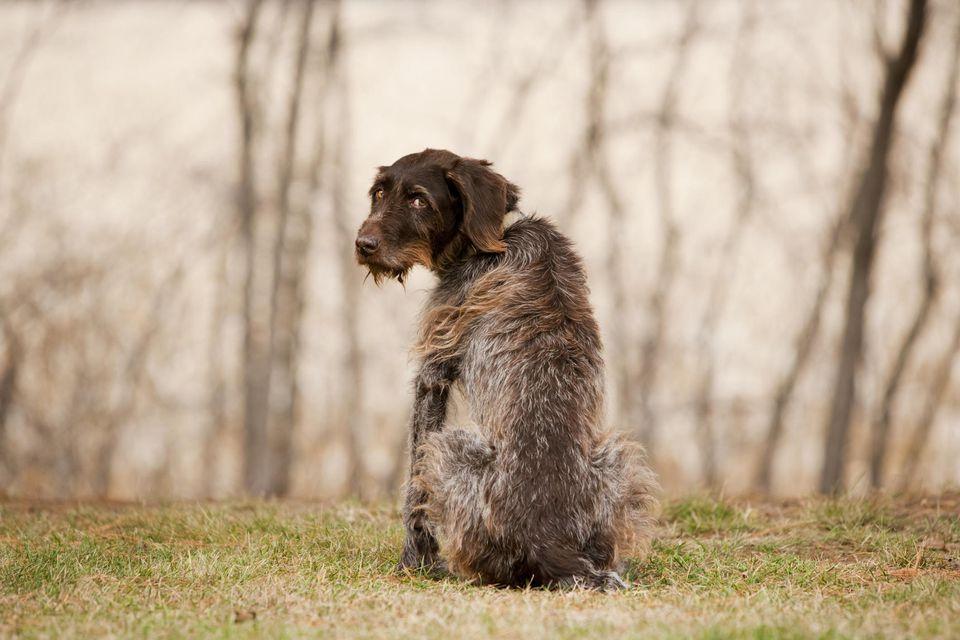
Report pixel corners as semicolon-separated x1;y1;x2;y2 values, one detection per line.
411;197;426;209
373;189;384;201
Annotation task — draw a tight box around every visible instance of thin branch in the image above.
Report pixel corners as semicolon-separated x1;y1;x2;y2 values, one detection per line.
485;8;583;160
93;264;185;497
897;307;960;492
0;3;61;196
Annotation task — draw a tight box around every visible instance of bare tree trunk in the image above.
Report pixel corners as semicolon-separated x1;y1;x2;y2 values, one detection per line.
636;0;699;455
819;0;927;494
271;5;338;498
235;0;271;496
264;0;316;497
869;13;960;490
324;1;365;498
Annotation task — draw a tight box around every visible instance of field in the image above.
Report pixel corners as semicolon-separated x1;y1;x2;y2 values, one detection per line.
1;495;958;639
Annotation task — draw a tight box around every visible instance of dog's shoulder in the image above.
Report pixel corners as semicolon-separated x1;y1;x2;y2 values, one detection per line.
501;216;587;283
502;216;573;263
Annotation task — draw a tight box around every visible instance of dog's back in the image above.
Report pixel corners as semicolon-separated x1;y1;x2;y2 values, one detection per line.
415;217;658;588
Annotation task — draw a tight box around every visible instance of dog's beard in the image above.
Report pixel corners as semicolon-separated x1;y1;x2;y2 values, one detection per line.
359;245;433;286
362;261;410;286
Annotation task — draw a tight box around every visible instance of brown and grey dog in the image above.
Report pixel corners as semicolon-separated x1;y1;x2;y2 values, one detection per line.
355;149;658;590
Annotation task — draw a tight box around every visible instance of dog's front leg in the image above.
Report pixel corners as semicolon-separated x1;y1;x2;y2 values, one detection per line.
398;358;457;574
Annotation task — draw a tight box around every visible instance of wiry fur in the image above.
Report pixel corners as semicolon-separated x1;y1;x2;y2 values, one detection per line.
355;149;658;590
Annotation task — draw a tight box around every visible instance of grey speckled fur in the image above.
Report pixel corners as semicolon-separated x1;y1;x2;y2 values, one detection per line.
356;149;658;590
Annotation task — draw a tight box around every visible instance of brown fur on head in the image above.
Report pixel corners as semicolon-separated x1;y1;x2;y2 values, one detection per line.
355;149;520;284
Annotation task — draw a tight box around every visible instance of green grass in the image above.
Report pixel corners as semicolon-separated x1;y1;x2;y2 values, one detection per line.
1;495;958;639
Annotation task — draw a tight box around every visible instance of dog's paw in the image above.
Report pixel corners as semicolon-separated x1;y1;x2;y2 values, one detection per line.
553;570;630;592
396;540;448;578
594;570;630;592
395;555;450;578
557;571;630;592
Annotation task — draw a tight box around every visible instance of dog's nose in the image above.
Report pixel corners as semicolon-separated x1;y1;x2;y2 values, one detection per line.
355;235;380;256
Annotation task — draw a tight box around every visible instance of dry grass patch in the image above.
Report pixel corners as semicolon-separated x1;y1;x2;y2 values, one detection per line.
1;495;958;639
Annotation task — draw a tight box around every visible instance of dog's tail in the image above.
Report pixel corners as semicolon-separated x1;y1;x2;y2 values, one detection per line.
587;431;660;566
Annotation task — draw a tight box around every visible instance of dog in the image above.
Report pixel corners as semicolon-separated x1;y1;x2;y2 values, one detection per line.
355;149;657;590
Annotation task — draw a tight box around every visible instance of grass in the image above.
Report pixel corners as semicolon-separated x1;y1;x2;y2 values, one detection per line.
1;495;958;639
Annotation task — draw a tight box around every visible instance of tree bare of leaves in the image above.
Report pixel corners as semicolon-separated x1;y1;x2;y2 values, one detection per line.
235;0;270;495
635;0;699;456
753;6;867;493
326;0;367;498
0;255;149;497
233;0;334;497
265;0;316;497
568;0;635;434
819;0;927;494
691;0;757;487
869;11;960;490
0;9;59;482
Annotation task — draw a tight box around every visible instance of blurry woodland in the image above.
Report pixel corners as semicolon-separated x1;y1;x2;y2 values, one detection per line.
0;0;958;500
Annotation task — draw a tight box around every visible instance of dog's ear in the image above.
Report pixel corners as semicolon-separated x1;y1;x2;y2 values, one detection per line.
445;158;519;253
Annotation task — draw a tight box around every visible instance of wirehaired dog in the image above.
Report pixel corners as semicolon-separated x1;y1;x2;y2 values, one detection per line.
355;149;658;590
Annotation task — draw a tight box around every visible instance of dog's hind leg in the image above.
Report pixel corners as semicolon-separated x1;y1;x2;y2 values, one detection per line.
414;426;501;580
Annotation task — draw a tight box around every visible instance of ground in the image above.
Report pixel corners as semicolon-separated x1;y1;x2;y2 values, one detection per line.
1;494;958;639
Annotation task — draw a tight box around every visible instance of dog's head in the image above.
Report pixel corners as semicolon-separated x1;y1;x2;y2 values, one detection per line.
355;149;519;284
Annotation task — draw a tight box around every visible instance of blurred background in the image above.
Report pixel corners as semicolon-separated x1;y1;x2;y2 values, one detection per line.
0;0;957;501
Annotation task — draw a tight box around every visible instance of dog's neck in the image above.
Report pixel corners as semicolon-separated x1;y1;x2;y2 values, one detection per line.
432;211;524;277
